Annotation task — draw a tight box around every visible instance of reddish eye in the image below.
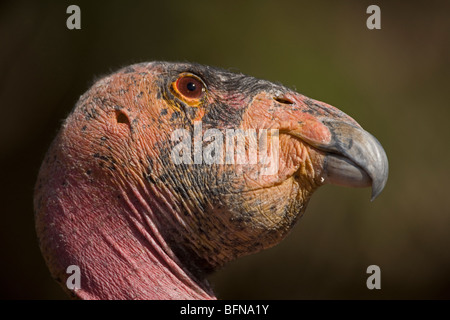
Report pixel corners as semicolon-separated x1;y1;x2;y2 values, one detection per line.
175;75;206;100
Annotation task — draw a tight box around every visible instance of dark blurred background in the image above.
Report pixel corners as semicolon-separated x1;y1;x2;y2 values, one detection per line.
1;0;449;299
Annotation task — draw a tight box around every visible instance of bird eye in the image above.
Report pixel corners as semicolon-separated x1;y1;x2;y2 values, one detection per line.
172;74;206;104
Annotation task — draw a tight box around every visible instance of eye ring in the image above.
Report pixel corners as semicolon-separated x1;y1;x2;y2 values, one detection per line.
171;73;207;106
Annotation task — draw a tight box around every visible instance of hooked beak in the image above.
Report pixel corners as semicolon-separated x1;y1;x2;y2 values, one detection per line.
294;120;388;200
280;94;389;201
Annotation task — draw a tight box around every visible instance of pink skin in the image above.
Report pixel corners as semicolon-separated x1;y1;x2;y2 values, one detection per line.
35;64;215;299
34;62;387;300
35;134;215;300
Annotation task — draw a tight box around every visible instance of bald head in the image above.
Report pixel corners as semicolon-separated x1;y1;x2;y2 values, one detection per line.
34;62;387;299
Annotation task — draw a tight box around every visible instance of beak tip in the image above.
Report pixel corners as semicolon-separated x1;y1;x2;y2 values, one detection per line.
370;190;380;202
369;166;388;202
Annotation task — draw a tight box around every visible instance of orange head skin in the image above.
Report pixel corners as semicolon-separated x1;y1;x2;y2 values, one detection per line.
34;62;388;299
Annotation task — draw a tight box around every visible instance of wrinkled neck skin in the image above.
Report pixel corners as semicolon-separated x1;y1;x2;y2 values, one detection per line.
34;62;320;300
35;136;215;300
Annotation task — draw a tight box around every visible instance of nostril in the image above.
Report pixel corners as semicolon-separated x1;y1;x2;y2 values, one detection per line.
273;96;294;105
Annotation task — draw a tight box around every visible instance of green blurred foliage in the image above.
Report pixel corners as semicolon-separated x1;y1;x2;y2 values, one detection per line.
0;0;449;299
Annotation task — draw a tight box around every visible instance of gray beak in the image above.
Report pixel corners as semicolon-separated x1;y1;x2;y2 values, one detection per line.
319;120;388;201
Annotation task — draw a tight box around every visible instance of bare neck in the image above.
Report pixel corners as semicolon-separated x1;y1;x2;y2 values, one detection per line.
35;159;215;300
